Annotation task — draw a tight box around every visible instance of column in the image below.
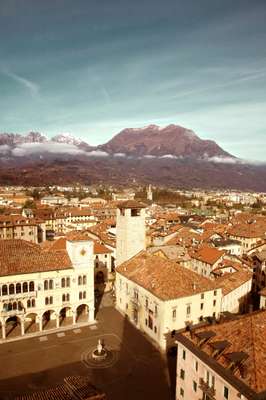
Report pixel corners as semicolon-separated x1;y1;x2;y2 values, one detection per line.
56;314;60;329
38;315;43;332
1;322;6;339
72;310;77;325
88;307;95;322
21;320;25;336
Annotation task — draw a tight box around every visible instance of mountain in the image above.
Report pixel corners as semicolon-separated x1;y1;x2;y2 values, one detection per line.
0;131;47;146
100;124;233;158
0;125;265;191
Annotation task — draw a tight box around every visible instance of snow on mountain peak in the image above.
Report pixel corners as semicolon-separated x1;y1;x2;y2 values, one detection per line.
52;133;82;145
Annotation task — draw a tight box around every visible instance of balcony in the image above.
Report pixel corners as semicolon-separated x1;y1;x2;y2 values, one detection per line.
199;378;216;399
1;307;26;317
0;291;37;301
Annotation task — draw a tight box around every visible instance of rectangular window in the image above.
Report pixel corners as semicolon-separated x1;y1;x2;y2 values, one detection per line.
214;290;217;296
182;350;186;360
201;293;204;299
180;369;185;380
213;300;216;306
180;388;184;397
172;308;176;319
194;360;198;371
186;304;191;317
155;305;158;316
193;381;197;392
224;386;229;399
200;303;204;310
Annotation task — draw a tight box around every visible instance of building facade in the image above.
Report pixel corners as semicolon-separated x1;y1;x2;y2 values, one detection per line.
0;236;95;341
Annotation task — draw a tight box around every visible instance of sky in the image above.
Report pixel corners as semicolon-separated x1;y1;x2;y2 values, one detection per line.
0;0;266;161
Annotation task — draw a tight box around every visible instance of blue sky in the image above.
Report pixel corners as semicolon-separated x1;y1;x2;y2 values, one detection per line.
0;0;266;160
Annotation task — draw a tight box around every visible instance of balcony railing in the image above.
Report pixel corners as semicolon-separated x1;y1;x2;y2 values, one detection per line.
0;291;37;301
199;378;216;399
1;308;25;317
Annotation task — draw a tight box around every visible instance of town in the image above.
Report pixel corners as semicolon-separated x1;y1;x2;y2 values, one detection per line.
0;184;265;400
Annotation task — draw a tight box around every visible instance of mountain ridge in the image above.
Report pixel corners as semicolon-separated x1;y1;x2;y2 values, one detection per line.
0;124;265;191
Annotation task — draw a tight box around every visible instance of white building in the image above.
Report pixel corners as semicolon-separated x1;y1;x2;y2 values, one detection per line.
175;311;266;400
116;200;146;266
116;252;222;350
0;233;95;341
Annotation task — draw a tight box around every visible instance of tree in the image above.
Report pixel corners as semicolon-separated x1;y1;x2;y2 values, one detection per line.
23;200;36;209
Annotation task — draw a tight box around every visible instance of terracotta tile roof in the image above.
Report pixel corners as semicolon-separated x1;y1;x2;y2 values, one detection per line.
181;310;266;393
190;245;225;265
228;223;266;239
66;231;91;241
0;215;39;227
42;236;112;255
0;240;71;276
15;375;106;400
116;252;217;300
214;270;252;295
94;241;112;254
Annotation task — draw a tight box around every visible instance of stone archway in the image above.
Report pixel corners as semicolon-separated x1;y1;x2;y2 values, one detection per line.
5;315;21;338
59;307;72;326
76;304;89;323
24;313;39;334
42;310;56;330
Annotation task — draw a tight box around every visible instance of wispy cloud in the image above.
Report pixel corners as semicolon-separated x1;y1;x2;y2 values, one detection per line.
1;69;40;97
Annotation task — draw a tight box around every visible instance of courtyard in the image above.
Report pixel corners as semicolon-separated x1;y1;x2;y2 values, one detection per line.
0;296;175;400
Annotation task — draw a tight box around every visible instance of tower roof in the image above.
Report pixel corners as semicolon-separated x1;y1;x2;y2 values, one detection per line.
117;200;147;209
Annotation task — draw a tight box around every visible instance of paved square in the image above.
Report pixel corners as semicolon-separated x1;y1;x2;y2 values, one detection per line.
39;336;48;342
89;325;97;330
0;302;173;400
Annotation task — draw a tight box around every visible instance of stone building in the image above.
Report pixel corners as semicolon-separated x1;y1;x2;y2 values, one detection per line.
0;234;95;341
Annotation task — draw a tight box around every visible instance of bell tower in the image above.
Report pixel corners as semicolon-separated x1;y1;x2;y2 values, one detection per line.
116;200;146;266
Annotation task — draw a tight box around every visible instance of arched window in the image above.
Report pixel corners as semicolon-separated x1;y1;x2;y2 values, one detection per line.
61;278;65;288
23;282;28;293
3;303;8;311
79;292;82;300
8;302;12;311
12;302;17;310
66;277;70;287
27;299;31;308
9;284;15;295
16;283;21;294
66;293;70;301
44;280;48;290
18;301;23;311
45;297;49;305
83;275;87;285
62;294;66;302
78;276;82;285
32;299;35;308
2;285;7;296
49;296;53;304
49;280;53;290
29;281;34;292
83;291;86;299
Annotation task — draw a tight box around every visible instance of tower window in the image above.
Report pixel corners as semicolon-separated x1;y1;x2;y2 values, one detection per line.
131;208;140;217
